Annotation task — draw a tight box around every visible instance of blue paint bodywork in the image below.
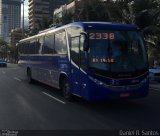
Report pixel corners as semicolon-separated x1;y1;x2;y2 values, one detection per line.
18;22;149;101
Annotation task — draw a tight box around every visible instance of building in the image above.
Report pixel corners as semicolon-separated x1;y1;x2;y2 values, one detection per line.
29;0;67;35
53;0;109;25
53;0;81;24
10;28;23;47
0;0;21;42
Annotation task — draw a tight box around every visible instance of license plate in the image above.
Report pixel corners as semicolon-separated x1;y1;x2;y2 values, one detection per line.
120;93;130;97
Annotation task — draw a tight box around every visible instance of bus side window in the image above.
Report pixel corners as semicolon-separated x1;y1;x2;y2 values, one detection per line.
29;40;36;54
19;43;23;54
43;34;54;54
38;37;45;54
55;31;67;54
24;42;29;54
35;39;40;54
21;43;24;54
80;35;87;71
71;36;80;66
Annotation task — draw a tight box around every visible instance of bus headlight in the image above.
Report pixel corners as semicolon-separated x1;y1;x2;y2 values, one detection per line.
89;76;106;86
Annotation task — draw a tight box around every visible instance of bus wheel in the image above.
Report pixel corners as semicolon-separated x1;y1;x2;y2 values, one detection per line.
27;69;34;84
61;78;73;101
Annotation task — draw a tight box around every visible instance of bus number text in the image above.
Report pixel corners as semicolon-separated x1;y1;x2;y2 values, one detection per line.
89;33;115;40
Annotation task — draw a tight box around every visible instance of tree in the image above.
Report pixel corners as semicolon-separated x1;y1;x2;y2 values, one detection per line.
102;0;135;23
62;12;74;24
37;17;52;29
103;0;160;52
77;0;110;21
0;38;8;59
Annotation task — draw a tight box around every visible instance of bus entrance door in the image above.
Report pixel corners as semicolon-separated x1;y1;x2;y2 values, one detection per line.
70;36;81;96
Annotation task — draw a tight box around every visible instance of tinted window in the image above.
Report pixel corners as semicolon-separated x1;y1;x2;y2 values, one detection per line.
24;42;30;54
29;40;37;54
55;31;67;54
71;36;80;65
43;34;54;54
37;36;44;54
35;39;40;54
89;30;148;72
80;35;87;71
19;43;24;54
67;26;83;37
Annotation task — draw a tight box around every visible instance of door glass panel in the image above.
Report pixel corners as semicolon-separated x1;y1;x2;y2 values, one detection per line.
80;35;87;71
71;37;80;66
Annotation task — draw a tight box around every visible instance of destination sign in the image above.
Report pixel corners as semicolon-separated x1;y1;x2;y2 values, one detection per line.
89;33;115;40
92;58;115;63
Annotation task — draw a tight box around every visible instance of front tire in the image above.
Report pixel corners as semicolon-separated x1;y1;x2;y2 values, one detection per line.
61;78;73;101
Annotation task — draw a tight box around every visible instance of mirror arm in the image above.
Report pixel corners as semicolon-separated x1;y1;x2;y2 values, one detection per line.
80;32;89;51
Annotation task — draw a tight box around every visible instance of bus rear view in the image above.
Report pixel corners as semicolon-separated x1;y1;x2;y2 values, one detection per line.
81;22;149;101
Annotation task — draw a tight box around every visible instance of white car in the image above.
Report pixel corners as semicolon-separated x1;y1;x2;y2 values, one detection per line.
149;66;160;82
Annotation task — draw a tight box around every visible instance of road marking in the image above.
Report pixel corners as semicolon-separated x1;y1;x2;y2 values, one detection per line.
2;71;6;74
9;67;17;69
14;77;22;82
6;67;17;69
43;92;66;104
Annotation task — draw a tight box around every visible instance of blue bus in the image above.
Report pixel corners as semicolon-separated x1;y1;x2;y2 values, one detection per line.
18;22;149;101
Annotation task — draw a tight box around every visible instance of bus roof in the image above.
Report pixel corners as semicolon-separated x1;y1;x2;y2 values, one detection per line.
19;22;138;43
69;22;138;31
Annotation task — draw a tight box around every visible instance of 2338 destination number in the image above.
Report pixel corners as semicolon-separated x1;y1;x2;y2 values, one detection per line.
89;33;115;40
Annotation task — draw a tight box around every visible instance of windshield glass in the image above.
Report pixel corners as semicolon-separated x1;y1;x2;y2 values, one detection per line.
89;31;148;73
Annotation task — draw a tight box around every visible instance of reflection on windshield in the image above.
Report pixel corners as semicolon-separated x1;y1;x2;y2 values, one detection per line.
89;31;148;73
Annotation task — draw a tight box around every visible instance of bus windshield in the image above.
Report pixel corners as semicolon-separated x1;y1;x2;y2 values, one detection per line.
89;31;148;74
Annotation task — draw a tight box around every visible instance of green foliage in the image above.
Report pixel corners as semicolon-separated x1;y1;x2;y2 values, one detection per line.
78;0;110;21
0;38;8;46
133;0;158;14
39;17;52;29
0;38;8;58
148;46;160;58
0;38;16;60
62;12;74;24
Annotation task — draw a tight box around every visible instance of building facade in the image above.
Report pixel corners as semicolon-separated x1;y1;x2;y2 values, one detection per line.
10;28;22;47
53;0;81;24
29;0;67;35
0;0;21;42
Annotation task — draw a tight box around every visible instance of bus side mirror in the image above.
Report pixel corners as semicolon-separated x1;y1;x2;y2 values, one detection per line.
80;32;89;51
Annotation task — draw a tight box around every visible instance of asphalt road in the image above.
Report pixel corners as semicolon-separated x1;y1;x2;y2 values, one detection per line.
0;63;160;130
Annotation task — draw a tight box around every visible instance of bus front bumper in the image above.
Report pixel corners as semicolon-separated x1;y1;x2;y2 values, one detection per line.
86;78;149;101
